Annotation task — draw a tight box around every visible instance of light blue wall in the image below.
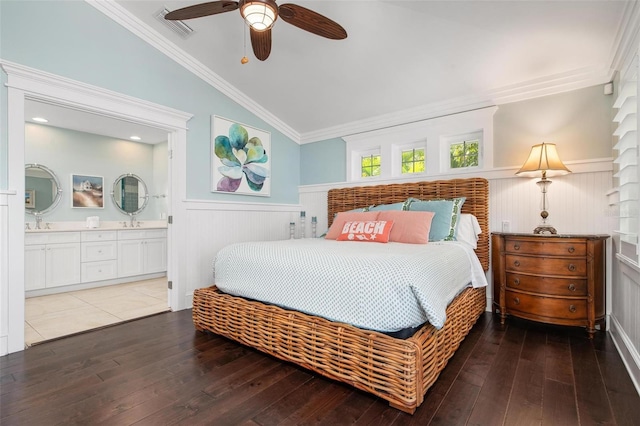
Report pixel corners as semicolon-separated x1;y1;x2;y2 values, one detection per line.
300;138;346;185
25;123;162;222
0;0;299;203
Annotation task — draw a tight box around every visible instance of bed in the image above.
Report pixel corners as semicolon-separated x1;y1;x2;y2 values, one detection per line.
192;177;489;414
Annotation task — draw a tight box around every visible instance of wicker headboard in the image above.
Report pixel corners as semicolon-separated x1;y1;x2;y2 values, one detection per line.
327;178;489;271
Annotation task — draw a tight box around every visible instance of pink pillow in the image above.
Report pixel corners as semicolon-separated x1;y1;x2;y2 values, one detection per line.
325;211;379;239
336;220;394;243
377;210;435;244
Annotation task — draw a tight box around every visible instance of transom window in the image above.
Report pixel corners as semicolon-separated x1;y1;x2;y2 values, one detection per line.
450;140;479;169
361;153;381;177
401;148;425;174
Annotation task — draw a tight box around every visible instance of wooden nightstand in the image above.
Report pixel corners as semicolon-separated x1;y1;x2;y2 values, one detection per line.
492;232;608;338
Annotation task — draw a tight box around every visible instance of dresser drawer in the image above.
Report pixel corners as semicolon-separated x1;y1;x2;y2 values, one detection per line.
505;239;586;257
81;260;118;283
81;241;117;262
506;273;587;296
505;290;587;321
505;254;586;277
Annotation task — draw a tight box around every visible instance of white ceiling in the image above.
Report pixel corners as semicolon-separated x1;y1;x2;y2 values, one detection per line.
112;0;631;142
25;99;170;144
27;1;633;144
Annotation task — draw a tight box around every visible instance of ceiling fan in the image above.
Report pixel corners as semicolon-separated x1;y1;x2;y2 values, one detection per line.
165;0;348;61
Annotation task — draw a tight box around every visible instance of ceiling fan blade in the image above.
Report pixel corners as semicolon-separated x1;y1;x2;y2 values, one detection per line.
165;1;238;21
279;4;347;40
250;28;272;61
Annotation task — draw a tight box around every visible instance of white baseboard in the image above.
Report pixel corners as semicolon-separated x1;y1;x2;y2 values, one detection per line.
0;336;7;356
610;315;640;396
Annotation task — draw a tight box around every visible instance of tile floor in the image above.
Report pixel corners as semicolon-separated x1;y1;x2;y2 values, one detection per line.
25;277;169;346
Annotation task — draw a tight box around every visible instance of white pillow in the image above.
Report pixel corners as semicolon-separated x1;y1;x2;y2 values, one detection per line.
456;214;481;249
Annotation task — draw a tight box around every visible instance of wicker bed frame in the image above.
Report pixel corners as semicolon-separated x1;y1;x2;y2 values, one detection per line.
192;178;489;414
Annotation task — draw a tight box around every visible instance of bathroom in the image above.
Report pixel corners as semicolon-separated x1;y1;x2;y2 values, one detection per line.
23;99;170;344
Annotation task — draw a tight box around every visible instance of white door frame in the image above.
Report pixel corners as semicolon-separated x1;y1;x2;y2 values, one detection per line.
1;61;192;354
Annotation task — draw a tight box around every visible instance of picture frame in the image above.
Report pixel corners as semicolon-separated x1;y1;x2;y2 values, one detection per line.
25;189;35;209
211;115;271;197
71;174;104;208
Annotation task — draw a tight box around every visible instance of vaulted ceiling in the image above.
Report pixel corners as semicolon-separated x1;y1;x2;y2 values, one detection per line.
97;1;637;142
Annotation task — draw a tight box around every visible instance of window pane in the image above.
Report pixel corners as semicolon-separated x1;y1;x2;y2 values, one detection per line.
401;148;424;174
450;141;478;168
361;154;381;177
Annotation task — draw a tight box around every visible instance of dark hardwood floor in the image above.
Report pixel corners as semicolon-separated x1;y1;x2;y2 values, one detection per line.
2;309;640;425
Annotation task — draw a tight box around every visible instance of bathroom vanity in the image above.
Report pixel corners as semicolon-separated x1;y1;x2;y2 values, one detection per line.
25;226;167;295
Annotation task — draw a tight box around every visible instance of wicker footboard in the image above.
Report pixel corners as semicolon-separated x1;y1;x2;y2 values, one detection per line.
192;285;486;414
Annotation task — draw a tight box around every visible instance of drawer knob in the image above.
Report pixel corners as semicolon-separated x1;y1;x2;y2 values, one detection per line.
514;260;520;267
568;283;576;291
513;244;520;250
568;264;576;272
513;297;520;305
568;246;575;253
569;305;577;313
513;278;520;286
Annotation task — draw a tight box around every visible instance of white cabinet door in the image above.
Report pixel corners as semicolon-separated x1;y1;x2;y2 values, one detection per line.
45;243;81;288
118;239;145;277
144;238;167;274
25;244;46;291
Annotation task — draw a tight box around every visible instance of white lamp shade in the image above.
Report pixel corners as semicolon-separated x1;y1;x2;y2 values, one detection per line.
241;1;277;31
516;142;571;177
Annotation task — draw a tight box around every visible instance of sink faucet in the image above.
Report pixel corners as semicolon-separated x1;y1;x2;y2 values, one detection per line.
35;214;42;230
129;214;137;228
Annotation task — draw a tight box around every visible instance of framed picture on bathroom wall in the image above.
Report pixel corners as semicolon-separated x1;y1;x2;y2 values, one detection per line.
25;189;35;209
71;174;104;208
211;115;271;197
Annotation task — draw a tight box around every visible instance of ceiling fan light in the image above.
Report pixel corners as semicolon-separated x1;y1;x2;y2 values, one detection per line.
240;0;277;31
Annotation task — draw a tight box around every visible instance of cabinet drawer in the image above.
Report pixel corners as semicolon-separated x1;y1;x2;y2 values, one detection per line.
81;231;117;242
505;290;587;321
118;229;167;240
505;254;586;277
81;260;118;283
25;232;81;245
81;241;117;262
506;273;587;296
504;239;586;257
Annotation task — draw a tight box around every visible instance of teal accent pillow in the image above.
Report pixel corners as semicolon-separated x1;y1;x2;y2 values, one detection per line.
368;201;407;211
406;197;466;241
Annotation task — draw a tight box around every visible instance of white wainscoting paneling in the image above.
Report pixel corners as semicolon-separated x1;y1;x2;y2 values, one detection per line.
0;192;11;355
183;202;301;307
489;172;615;235
611;259;640;395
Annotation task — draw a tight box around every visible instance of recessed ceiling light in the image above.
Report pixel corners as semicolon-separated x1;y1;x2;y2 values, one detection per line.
130;136;141;141
32;117;48;123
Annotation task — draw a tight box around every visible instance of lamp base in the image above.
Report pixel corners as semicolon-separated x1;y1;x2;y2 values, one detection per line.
533;224;557;235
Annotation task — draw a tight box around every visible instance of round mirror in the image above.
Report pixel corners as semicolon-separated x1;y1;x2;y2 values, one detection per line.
111;173;149;216
25;164;62;216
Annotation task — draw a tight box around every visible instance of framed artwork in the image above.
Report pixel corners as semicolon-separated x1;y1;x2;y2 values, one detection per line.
211;115;271;196
71;174;104;208
25;190;35;209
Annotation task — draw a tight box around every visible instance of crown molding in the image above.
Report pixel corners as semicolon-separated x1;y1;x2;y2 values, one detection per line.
609;0;640;81
85;0;300;143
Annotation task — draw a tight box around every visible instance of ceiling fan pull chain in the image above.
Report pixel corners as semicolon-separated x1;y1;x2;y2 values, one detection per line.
241;22;249;64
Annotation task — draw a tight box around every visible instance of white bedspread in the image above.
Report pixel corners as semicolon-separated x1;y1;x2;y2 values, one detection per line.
213;239;487;332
